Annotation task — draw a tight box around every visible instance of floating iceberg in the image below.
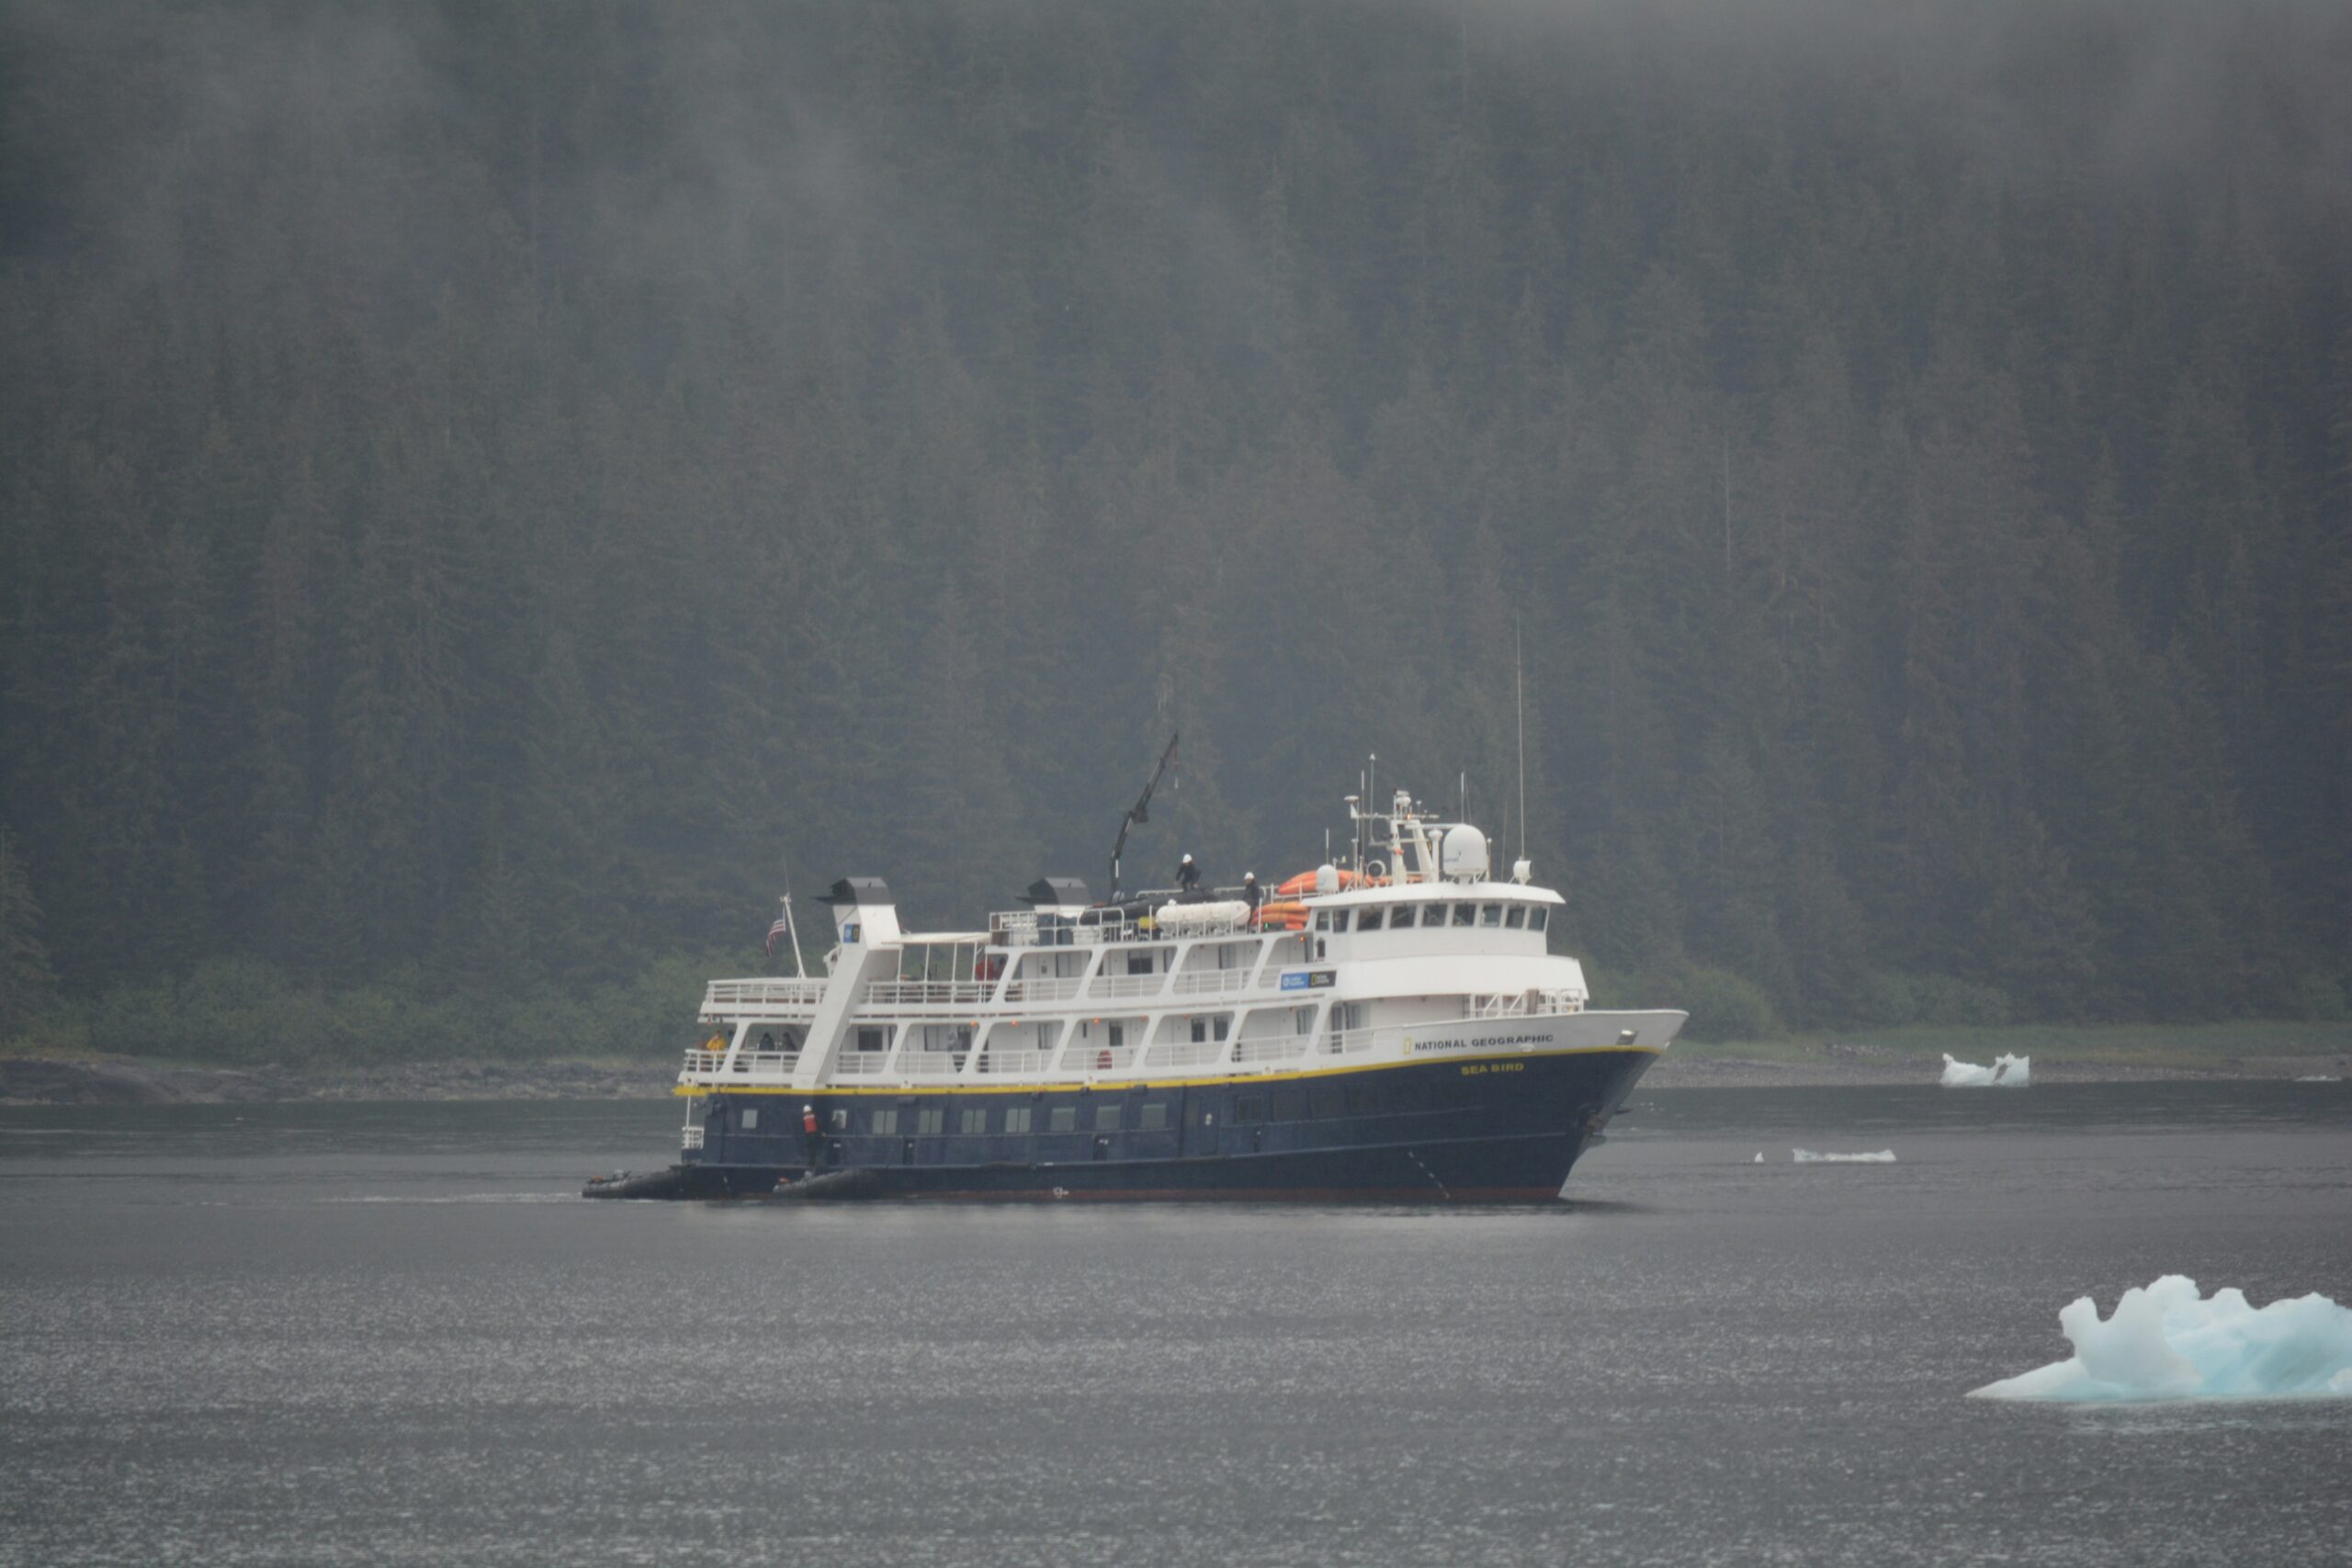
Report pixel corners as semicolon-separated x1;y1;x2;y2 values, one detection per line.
1971;1276;2352;1402
1941;1052;2030;1088
1792;1148;1895;1163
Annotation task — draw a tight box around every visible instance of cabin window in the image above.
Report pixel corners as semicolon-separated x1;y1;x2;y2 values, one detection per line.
916;1107;944;1135
1005;1106;1033;1134
740;1108;760;1131
870;1108;899;1135
857;1027;887;1052
1108;1022;1125;1049
959;1107;986;1135
1127;953;1155;976
1453;903;1476;926
1139;1103;1169;1131
1506;906;1528;930
1234;1097;1264;1124
1214;1016;1230;1042
1049;1106;1077;1133
831;1109;849;1130
1093;1103;1122;1133
1357;907;1385;931
1480;904;1503;927
1530;908;1549;932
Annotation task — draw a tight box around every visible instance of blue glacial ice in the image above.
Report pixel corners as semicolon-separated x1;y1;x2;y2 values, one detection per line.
1971;1276;2352;1402
1941;1052;2030;1088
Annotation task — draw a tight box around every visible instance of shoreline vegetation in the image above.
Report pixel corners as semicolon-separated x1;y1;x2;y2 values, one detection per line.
4;1022;2346;1105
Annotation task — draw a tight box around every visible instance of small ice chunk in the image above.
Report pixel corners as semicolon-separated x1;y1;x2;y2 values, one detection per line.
1753;1152;1764;1163
1942;1053;2030;1088
1971;1276;2352;1402
2296;1075;2340;1083
1792;1148;1896;1163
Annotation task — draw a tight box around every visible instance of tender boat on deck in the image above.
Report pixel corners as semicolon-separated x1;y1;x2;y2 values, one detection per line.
596;786;1683;1201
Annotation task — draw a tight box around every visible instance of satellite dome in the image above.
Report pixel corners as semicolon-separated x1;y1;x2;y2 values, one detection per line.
1440;825;1489;881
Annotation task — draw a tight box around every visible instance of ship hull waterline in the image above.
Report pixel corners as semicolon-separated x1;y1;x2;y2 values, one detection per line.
600;1043;1659;1203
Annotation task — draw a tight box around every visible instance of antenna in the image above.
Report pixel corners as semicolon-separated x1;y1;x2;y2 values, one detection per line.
1515;616;1527;863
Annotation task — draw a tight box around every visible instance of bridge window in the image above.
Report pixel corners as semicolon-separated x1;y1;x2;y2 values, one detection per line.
1480;904;1503;927
1329;910;1352;932
1357;907;1385;931
1531;908;1550;932
1453;903;1476;927
1506;906;1528;930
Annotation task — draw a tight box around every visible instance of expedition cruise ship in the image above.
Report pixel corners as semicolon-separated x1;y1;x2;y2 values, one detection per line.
592;780;1683;1201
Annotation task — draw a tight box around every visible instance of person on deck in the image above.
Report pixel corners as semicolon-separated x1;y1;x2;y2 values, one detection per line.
1177;852;1202;893
1242;871;1261;915
801;1102;822;1172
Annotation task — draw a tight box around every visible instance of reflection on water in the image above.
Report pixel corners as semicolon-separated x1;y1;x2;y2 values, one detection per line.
2;1083;2346;1567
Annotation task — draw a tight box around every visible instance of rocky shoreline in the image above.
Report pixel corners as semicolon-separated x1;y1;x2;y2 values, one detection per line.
4;1046;2343;1105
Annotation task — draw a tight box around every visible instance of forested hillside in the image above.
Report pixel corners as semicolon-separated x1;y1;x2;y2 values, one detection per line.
3;1;2348;1057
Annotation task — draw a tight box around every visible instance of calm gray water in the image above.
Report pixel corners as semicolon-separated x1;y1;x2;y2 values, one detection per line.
3;1082;2347;1567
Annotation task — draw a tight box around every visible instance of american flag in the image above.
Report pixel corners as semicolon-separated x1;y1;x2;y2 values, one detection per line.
764;913;792;956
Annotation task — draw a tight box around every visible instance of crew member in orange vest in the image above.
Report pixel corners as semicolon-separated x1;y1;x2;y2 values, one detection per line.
801;1102;822;1172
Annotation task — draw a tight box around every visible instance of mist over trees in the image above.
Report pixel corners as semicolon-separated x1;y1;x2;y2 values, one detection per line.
3;1;2348;1055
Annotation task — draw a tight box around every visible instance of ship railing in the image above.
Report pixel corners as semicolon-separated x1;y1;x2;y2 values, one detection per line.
901;1051;970;1079
1145;1038;1227;1069
682;1050;726;1075
1170;967;1255;998
1232;1034;1307;1065
1467;993;1532;1019
1071;1043;1140;1073
1003;976;1085;1003
975;1048;1055;1076
836;1051;893;1077
865;980;995;1007
1316;1026;1388;1058
1087;973;1166;999
680;1125;705;1150
704;978;829;1010
729;1050;800;1077
989;909;1143;947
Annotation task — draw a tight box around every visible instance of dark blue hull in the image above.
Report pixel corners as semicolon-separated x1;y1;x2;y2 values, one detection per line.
650;1047;1657;1202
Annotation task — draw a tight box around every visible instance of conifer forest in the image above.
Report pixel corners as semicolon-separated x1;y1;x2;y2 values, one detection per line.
3;1;2348;1060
